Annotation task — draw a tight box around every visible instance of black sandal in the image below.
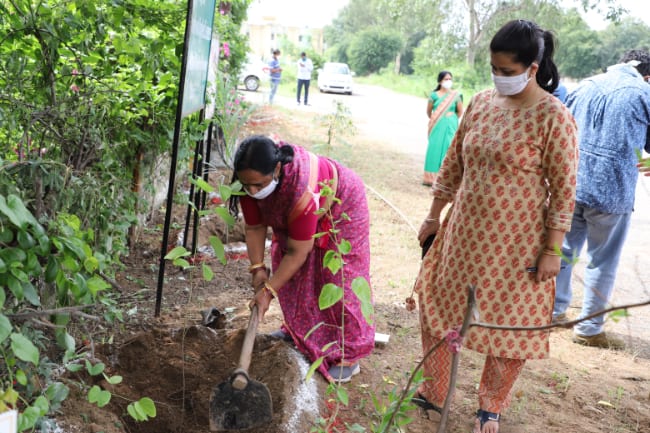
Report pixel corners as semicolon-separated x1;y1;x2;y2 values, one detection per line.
411;393;442;414
476;409;499;431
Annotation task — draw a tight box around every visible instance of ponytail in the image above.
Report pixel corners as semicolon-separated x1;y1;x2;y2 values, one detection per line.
536;31;559;94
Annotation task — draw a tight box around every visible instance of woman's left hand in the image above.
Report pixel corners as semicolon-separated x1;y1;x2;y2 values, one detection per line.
534;254;562;283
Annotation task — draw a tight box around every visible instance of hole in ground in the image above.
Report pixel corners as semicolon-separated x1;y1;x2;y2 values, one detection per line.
93;326;322;433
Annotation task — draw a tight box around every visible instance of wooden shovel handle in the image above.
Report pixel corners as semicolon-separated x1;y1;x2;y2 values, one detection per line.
232;304;260;390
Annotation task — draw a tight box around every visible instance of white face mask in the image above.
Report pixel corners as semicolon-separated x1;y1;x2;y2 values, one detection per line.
441;80;453;89
491;67;531;95
247;177;278;200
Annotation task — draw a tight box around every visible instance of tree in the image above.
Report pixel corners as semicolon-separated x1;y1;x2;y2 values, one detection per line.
554;9;602;79
347;28;403;75
460;0;627;67
598;17;650;71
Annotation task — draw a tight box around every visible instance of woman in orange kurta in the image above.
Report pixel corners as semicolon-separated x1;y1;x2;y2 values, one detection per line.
413;20;578;433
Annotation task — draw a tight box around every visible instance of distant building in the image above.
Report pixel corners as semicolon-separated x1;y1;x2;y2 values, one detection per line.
243;0;339;60
242;18;324;60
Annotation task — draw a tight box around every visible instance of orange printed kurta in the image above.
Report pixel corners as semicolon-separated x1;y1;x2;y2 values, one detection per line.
415;89;578;360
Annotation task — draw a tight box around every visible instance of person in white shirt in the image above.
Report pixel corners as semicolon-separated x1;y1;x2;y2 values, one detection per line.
296;52;314;105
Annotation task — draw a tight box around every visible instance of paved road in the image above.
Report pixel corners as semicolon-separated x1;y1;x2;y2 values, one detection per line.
253;81;650;346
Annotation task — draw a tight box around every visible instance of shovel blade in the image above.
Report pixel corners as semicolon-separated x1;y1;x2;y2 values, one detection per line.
209;378;273;431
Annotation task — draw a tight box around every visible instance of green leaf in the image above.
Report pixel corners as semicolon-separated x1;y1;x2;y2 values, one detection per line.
86;360;105;376
15;369;27;386
209;235;226;265
0;227;14;244
336;385;349;406
84;256;99;273
17;230;35;249
88;385;111;407
0;195;21;228
173;258;191;269
337;239;352;255
319;283;343;310
128;397;156;421
190;177;214;193
304;321;325;341
7;195;40;228
7;275;23;300
10;332;39;365
214;207;236;227
45;382;70;408
104;374;123;385
87;276;110;296
56;330;76;353
305;356;324;382
18;401;46;432
218;184;232;202
352;277;374;324
164;246;190;260
608;309;630;323
45;257;59;283
0;314;11;343
323;250;342;275
22;281;41;306
202;263;214;281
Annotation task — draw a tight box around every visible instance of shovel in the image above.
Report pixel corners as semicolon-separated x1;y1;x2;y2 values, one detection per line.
209;304;273;431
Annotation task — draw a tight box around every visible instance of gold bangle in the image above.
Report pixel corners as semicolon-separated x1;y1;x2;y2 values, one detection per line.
425;217;439;223
262;281;278;298
542;250;560;256
248;262;266;273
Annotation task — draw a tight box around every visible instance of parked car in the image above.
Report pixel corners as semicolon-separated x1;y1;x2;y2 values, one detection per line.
239;56;269;91
317;62;353;95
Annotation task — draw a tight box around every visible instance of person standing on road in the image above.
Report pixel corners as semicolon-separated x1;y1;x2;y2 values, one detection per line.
552;49;650;349
423;71;463;186
296;52;313;106
413;20;577;433
268;49;282;105
229;135;375;384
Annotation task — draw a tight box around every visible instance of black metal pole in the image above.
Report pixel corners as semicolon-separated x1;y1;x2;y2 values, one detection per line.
191;137;204;254
155;0;194;317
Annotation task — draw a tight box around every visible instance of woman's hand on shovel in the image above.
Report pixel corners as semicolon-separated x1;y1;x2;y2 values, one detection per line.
250;282;273;321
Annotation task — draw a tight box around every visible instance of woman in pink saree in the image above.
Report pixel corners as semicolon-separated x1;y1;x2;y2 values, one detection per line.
230;135;374;383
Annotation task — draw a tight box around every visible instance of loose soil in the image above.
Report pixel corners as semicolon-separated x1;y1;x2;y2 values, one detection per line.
50;104;650;433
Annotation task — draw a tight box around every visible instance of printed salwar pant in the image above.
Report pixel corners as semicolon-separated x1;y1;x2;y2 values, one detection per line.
418;332;525;413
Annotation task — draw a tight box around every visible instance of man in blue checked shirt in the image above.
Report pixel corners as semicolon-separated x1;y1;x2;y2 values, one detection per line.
553;49;650;349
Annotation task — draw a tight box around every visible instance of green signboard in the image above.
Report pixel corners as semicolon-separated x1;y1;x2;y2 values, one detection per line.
181;0;216;117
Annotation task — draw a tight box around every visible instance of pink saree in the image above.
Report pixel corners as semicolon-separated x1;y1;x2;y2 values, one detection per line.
251;143;375;381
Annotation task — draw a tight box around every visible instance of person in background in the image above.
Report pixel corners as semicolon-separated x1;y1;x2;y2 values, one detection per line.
413;20;577;433
552;81;568;103
423;71;463;186
553;49;650;349
268;49;282;105
296;51;313;106
229;135;375;383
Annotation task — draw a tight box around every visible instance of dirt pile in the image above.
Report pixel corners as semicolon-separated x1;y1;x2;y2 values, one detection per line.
60;325;323;433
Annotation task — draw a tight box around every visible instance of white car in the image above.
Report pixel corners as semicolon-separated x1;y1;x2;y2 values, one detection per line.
239;56;269;91
318;62;353;95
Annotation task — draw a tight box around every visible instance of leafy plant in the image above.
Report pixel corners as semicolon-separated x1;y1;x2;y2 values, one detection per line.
0;194;152;430
305;181;374;433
